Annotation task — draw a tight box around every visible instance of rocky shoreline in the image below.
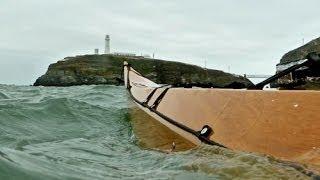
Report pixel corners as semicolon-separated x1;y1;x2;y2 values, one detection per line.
34;55;253;88
276;37;320;89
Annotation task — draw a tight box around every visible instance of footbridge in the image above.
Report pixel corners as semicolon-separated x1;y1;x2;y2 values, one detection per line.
244;74;273;79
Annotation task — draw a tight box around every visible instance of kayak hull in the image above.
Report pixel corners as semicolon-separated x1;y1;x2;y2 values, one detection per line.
124;63;320;169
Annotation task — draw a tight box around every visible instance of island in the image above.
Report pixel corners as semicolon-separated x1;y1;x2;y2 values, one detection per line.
34;55;253;88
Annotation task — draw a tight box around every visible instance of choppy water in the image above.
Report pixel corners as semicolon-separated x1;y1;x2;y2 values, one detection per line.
0;85;316;179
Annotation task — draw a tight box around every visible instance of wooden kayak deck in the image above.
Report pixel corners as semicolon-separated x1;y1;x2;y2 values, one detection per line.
124;62;320;171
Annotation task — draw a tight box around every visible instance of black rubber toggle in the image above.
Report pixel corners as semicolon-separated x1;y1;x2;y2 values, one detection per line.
199;125;213;138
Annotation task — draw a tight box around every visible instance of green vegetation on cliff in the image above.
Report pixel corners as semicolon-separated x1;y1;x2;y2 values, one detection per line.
34;55;252;87
277;37;320;90
280;37;320;65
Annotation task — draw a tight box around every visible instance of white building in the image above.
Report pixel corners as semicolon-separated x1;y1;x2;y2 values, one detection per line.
113;52;136;57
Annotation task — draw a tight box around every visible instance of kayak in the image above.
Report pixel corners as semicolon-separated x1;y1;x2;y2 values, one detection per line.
123;61;320;169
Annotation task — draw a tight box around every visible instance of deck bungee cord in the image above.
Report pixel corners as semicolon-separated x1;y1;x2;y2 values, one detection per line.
142;85;170;107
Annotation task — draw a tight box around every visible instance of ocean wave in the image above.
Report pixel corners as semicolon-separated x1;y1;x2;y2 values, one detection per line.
0;85;315;179
0;92;9;99
177;145;310;179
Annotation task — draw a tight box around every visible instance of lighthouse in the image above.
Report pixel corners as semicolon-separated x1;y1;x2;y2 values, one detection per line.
105;35;110;54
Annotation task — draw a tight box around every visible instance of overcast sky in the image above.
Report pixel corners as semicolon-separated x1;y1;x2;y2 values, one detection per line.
1;0;320;85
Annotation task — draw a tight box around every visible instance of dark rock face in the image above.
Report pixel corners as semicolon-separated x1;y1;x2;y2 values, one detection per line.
280;37;320;65
34;54;253;88
276;37;320;90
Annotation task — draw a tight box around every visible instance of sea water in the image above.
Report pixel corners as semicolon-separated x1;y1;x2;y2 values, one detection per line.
0;85;314;179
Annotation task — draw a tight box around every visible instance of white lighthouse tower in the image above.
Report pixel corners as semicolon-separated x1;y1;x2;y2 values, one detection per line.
105;35;110;54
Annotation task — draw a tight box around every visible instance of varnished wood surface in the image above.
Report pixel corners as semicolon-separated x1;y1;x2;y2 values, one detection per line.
124;63;320;170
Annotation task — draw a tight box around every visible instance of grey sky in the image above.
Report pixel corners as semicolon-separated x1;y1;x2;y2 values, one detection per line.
0;0;319;85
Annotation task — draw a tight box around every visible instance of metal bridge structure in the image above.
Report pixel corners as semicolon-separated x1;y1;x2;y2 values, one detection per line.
244;74;272;79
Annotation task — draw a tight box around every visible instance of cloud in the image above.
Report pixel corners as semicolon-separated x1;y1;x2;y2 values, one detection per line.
0;0;320;84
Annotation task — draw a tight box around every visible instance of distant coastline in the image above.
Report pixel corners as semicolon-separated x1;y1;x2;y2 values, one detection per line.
34;54;252;88
34;36;320;89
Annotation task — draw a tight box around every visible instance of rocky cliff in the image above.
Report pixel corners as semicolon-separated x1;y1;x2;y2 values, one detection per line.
280;37;320;65
277;37;320;89
34;54;252;87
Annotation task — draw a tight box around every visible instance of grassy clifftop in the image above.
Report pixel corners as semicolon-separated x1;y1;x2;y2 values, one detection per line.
34;54;252;87
280;37;320;65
